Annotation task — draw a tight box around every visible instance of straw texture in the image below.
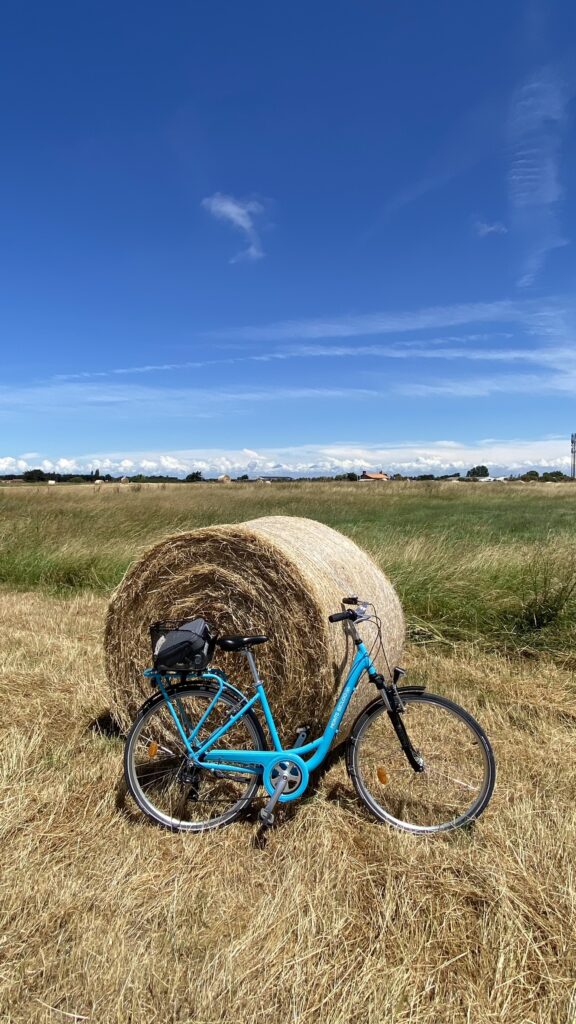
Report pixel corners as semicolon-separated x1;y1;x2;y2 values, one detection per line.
105;516;404;737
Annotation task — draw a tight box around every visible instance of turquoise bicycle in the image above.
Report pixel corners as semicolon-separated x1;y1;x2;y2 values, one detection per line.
124;598;495;834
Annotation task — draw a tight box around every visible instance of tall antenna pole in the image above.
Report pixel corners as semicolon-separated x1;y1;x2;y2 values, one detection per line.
571;433;576;479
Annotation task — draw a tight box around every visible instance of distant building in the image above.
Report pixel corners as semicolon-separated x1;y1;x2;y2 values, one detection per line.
360;471;389;481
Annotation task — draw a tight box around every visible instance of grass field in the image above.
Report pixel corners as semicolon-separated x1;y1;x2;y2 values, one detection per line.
2;481;576;656
1;483;576;1023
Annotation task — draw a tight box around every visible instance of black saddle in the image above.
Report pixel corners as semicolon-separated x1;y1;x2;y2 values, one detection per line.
217;634;269;652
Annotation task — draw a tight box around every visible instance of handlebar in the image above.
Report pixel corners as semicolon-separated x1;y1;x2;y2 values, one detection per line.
328;609;358;623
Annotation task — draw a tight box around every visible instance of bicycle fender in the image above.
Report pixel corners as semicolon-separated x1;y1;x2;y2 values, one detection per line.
134;689;164;717
136;678;249;717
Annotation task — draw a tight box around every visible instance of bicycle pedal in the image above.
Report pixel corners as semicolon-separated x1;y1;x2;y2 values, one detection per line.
259;808;275;827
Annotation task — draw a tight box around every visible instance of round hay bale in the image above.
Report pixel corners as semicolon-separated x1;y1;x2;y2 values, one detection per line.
105;516;404;738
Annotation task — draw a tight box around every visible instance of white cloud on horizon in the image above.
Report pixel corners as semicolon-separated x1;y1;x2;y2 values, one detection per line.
1;437;572;477
201;192;266;263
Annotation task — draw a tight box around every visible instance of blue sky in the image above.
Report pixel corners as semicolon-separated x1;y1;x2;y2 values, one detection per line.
1;1;575;476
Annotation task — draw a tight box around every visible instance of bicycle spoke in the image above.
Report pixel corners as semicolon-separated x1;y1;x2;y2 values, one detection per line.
140;738;184;757
423;766;480;791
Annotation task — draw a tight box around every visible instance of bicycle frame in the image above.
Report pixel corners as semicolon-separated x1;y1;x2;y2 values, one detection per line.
150;641;376;797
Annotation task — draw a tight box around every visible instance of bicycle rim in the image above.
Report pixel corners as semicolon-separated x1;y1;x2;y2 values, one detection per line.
349;693;495;833
125;687;263;832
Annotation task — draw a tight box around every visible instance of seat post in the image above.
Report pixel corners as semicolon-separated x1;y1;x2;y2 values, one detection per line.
243;650;262;688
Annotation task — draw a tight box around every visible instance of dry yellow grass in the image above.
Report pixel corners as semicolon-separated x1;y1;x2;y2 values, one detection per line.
1;589;576;1023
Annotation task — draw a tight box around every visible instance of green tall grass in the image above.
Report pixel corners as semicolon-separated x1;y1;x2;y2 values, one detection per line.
2;481;576;657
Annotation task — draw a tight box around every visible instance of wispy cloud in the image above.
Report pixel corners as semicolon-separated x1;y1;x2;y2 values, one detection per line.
55;361;212;381
401;375;548;398
43;341;576;401
401;366;576;398
1;437;571;477
209;299;527;342
275;343;573;367
51;338;519;384
49;298;571;393
0;382;377;418
508;67;569;286
290;338;576;397
201;192;266;262
376;99;498;223
474;220;508;237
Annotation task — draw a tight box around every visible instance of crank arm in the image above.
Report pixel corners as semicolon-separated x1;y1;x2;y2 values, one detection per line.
259;774;289;827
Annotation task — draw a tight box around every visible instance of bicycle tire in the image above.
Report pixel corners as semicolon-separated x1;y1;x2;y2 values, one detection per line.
347;691;495;833
124;683;266;832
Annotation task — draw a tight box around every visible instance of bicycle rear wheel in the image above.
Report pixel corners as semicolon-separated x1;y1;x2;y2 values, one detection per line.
124;685;266;832
347;692;495;833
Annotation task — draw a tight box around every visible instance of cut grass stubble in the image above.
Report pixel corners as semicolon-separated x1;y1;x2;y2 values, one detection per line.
1;591;575;1024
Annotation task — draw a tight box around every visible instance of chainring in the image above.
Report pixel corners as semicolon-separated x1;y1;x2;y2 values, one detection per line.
263;754;309;802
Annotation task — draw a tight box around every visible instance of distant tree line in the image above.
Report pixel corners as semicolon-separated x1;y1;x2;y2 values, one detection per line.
462;466;572;482
0;469;197;484
514;470;571;482
0;467;573;484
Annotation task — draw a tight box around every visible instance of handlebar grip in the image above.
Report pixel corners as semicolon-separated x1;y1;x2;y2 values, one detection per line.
328;610;356;623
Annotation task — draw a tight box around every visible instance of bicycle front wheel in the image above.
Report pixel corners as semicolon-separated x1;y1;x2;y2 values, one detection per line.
347;692;495;833
124;685;266;832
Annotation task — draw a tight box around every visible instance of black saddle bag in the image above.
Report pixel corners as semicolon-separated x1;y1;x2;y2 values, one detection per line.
150;618;215;673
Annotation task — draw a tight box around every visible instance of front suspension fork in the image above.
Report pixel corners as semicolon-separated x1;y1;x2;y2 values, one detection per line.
374;668;425;773
387;708;425;772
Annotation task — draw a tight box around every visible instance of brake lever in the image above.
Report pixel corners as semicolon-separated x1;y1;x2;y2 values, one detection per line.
353;601;378;627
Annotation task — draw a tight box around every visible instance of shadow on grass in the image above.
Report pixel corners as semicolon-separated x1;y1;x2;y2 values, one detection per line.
97;727;473;843
87;710;124;739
